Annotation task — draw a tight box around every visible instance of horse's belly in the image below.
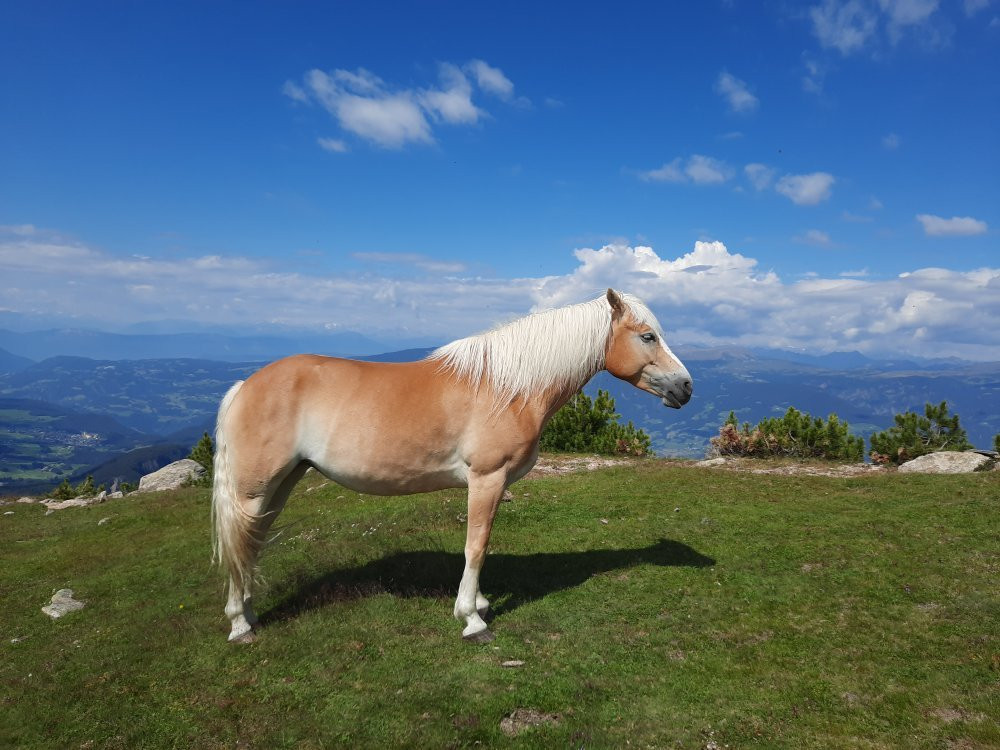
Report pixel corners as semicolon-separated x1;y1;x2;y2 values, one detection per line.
311;455;469;496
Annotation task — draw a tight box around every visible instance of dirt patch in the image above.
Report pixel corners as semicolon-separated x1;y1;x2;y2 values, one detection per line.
499;708;560;737
527;455;633;477
929;708;986;723
694;457;886;478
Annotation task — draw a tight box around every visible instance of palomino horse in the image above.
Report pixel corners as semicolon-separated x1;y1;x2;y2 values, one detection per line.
212;289;692;643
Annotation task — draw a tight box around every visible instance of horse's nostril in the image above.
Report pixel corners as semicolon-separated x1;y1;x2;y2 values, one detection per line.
682;379;692;394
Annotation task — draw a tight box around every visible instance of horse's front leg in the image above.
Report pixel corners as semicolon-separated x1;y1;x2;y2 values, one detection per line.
454;468;507;643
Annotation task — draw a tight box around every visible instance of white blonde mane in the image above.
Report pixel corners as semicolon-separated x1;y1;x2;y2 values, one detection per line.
427;291;662;406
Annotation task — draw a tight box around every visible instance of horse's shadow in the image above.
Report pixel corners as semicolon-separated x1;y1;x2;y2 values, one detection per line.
260;538;715;626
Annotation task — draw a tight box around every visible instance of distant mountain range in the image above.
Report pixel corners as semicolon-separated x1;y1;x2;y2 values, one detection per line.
2;339;998;494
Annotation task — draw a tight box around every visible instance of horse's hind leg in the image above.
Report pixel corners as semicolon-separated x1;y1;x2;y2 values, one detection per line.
223;463;309;643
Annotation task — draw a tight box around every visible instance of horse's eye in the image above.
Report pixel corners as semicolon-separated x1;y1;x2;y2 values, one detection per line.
640;332;657;343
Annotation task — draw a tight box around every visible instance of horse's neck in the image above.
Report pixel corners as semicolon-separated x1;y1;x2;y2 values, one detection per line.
532;364;606;424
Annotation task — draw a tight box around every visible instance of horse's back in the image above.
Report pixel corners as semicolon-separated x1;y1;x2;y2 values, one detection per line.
227;353;477;494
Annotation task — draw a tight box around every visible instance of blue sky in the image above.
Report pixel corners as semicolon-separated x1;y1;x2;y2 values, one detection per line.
1;1;998;358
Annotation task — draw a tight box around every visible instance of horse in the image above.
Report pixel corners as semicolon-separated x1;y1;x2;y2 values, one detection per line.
212;289;692;644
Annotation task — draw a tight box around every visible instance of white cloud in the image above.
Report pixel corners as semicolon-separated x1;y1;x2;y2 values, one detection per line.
286;60;518;149
964;0;990;15
419;63;482;124
744;163;776;191
810;0;879;53
775;172;835;205
794;229;834;246
317;137;348;153
869;196;884;210
802;57;827;94
714;72;759;113
916;214;988;236
842;210;874;223
352;251;467;274
466;59;515;100
4;227;1000;359
881;132;900;149
809;0;946;53
639;155;733;185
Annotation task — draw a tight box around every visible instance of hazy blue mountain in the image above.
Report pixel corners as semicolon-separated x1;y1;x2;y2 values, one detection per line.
0;347;34;374
590;346;1000;457
0;328;390;362
3;346;998;495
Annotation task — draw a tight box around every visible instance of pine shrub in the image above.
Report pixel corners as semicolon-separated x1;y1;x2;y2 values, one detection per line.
710;408;864;461
869;401;973;465
187;432;215;486
540;390;652;456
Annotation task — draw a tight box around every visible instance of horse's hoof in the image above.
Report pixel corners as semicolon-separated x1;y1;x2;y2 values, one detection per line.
463;628;495;644
229;630;257;645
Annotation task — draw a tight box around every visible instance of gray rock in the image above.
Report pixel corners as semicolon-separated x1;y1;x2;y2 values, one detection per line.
136;459;205;492
897;451;993;474
42;589;85;619
42;498;93;510
107;491;123;499
696;457;728;467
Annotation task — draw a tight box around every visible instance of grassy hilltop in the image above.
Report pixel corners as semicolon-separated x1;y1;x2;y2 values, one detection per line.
1;461;997;748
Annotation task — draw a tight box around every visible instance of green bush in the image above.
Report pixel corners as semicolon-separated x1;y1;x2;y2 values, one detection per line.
540;390;652;456
49;475;105;500
710;407;864;461
869;401;973;465
187;432;215;486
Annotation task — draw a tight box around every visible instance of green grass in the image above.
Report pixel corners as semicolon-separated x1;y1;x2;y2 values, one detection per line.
1;462;997;748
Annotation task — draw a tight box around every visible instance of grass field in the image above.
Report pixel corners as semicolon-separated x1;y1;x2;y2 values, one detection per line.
1;461;997;748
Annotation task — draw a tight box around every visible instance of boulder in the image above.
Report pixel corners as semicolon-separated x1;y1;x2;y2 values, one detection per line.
136;459;205;492
897;451;993;474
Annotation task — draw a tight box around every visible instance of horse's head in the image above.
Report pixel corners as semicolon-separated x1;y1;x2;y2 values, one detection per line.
604;289;692;409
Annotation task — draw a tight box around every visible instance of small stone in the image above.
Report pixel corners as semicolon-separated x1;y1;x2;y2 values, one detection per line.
501;490;513;502
3;511;13;516
106;491;123;499
501;660;525;668
97;517;111;526
42;589;86;619
600;518;609;525
17;496;38;504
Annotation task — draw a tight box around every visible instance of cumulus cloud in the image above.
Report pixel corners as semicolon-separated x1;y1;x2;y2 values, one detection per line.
744;163;776;191
3;228;1000;359
317;137;348;153
285;60;519;149
714;72;759;113
466;59;516;100
810;0;879;53
809;0;945;53
794;229;834;246
775;172;836;205
916;214;988;236
882;132;900;149
639;155;734;185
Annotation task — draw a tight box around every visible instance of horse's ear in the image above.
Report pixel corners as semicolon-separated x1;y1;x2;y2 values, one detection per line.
606;288;626;318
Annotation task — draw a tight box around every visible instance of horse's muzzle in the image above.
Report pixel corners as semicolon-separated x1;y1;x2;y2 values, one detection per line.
658;375;692;409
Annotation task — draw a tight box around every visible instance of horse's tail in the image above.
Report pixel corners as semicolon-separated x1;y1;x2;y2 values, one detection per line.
211;380;256;589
